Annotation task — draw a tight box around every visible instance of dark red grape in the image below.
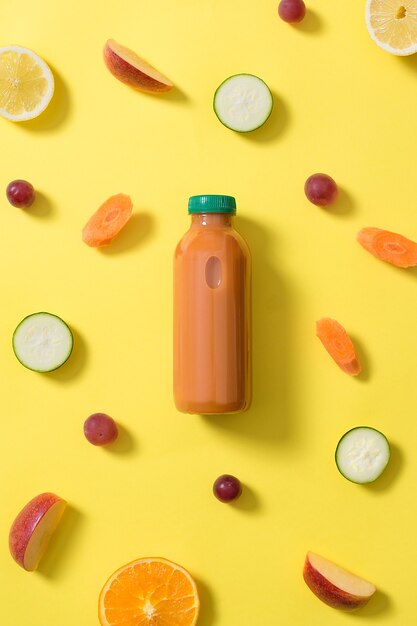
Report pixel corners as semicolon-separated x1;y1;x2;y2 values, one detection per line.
304;173;339;207
84;413;118;446
6;179;35;208
213;474;242;503
278;0;306;23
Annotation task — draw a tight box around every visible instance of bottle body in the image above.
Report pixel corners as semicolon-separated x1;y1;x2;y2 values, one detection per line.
174;212;251;414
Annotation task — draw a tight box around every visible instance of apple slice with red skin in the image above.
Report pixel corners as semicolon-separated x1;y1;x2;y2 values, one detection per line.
9;492;67;571
103;39;174;93
303;551;376;611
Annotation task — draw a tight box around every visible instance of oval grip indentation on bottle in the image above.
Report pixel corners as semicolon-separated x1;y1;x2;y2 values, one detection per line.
205;256;222;289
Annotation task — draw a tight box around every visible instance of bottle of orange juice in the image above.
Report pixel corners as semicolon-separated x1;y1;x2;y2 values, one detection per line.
174;195;251;414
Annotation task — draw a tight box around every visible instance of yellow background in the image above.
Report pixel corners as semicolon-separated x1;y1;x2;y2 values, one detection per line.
0;1;415;624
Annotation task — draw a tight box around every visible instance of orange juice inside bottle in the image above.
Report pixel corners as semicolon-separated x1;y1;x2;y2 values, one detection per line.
174;195;251;414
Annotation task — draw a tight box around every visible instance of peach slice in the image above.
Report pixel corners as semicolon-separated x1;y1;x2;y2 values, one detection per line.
303;551;376;611
103;39;173;93
9;492;67;571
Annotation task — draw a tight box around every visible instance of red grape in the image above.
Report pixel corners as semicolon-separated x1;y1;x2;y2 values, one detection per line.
278;0;306;23
84;413;118;446
6;179;35;208
304;173;339;207
213;474;242;503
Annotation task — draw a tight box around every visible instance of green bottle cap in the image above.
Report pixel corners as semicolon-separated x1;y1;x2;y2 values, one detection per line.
188;195;236;214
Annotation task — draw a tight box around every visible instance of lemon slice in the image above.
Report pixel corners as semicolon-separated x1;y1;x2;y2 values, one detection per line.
0;46;54;121
366;0;417;55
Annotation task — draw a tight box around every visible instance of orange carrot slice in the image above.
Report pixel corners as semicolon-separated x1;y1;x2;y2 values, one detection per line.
316;318;361;376
82;193;133;247
357;227;417;268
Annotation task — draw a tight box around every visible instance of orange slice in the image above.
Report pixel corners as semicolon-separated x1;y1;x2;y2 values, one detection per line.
366;0;417;55
98;557;200;626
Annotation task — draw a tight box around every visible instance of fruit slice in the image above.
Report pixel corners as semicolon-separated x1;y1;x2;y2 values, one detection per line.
0;46;54;121
336;427;390;484
82;193;133;247
316;318;361;376
365;0;417;55
9;492;67;571
13;312;73;372
213;74;273;132
357;227;417;267
103;39;173;93
303;552;376;611
99;557;199;626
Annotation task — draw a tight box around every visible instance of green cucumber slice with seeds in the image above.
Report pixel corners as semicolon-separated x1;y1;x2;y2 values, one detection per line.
335;427;390;484
13;312;73;372
213;74;273;132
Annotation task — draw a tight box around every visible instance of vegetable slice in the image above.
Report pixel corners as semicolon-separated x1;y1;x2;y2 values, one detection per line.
213;74;273;132
316;318;361;376
335;427;390;484
13;312;73;372
357;227;417;268
82;193;133;247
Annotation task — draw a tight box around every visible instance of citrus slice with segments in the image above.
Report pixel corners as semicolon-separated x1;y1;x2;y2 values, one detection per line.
98;557;200;626
366;0;417;55
0;46;54;121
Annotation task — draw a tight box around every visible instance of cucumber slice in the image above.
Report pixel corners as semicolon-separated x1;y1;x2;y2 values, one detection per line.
213;74;273;132
335;427;390;484
13;312;73;372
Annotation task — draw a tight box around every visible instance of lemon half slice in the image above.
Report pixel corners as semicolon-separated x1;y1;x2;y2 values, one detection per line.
366;0;417;55
0;46;54;121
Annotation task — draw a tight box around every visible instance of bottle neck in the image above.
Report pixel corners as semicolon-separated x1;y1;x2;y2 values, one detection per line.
190;213;233;227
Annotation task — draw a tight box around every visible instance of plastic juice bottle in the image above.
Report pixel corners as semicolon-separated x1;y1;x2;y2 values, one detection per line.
174;195;251;414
